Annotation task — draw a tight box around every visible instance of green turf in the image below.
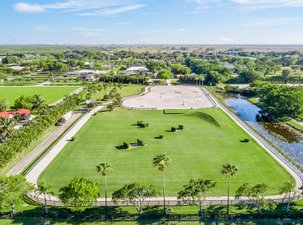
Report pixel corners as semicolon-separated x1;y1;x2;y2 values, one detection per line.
0;86;79;105
39;108;294;197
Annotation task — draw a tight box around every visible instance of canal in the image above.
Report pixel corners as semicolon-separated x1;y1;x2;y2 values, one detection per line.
224;96;303;165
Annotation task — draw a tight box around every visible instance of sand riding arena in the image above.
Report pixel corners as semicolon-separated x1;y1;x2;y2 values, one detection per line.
123;85;216;110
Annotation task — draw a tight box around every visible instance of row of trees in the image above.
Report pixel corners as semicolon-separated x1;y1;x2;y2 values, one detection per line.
185;58;232;85
0;92;82;168
0;160;296;218
255;82;303;118
99;75;149;85
38;154;296;218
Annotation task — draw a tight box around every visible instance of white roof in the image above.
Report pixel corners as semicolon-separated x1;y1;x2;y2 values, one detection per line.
125;66;148;72
9;66;25;71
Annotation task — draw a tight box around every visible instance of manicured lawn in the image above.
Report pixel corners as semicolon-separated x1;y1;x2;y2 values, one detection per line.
92;84;144;100
39;108;294;196
0;86;79;105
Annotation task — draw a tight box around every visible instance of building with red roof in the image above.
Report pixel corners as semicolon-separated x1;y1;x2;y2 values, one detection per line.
0;109;31;120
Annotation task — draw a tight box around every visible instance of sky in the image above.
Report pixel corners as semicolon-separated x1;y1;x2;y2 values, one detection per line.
1;0;303;45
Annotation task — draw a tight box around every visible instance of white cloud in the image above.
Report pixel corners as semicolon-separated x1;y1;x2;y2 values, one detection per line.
80;4;145;16
13;0;144;15
14;3;45;13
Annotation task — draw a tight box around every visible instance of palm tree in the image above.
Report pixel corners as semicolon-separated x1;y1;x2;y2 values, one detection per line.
0;116;14;141
280;181;296;213
220;163;238;215
96;162;112;213
152;154;171;214
35;182;53;214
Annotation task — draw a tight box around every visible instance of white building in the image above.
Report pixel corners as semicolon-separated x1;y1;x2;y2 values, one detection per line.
124;66;149;74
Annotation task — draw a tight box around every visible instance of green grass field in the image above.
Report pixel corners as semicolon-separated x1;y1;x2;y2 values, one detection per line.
39;108;294;197
0;86;79;105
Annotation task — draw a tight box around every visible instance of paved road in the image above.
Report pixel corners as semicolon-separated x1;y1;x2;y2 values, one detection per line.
25;106;104;185
6;113;82;176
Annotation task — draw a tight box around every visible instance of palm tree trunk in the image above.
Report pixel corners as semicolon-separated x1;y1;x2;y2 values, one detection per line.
44;196;48;214
162;171;166;214
104;175;108;214
287;192;291;213
199;202;203;218
11;203;15;217
227;177;230;215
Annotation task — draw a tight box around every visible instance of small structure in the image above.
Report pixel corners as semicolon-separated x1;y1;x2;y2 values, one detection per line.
64;70;109;80
124;64;149;74
9;66;29;73
64;71;78;77
0;109;31;121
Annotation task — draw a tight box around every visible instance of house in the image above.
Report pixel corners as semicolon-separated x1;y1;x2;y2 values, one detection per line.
9;66;29;73
0;109;31;121
223;64;235;70
15;109;31;120
124;64;149;74
64;71;78;77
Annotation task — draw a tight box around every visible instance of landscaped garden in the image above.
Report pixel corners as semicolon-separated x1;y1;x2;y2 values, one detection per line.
0;86;79;105
39;108;294;196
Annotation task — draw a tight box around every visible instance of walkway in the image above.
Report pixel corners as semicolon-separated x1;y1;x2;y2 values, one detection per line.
25;105;104;185
6;113;82;176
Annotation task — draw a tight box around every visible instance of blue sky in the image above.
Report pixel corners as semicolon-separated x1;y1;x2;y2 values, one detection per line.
1;0;303;45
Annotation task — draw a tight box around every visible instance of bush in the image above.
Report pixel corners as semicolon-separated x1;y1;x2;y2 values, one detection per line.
178;125;184;130
171;127;177;132
159;135;164;139
137;121;149;128
137;139;145;146
123;142;130;149
241;138;250;143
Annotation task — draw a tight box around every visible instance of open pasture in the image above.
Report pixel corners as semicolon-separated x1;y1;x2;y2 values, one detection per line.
0;86;79;105
39;108;293;196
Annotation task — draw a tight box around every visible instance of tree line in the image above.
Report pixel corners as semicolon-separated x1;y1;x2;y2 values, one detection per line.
17;154;296;219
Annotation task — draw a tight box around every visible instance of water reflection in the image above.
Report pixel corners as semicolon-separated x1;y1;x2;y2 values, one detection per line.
224;97;303;165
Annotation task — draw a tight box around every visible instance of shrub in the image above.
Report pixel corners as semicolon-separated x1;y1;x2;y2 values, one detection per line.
241;138;250;143
171;127;177;132
143;123;149;128
159;135;164;139
178;125;184;130
137;139;145;146
123;142;130;149
137;121;143;126
70;136;76;141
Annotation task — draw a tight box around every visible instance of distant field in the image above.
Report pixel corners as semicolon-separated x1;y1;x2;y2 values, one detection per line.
39;108;293;197
0;86;79;105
